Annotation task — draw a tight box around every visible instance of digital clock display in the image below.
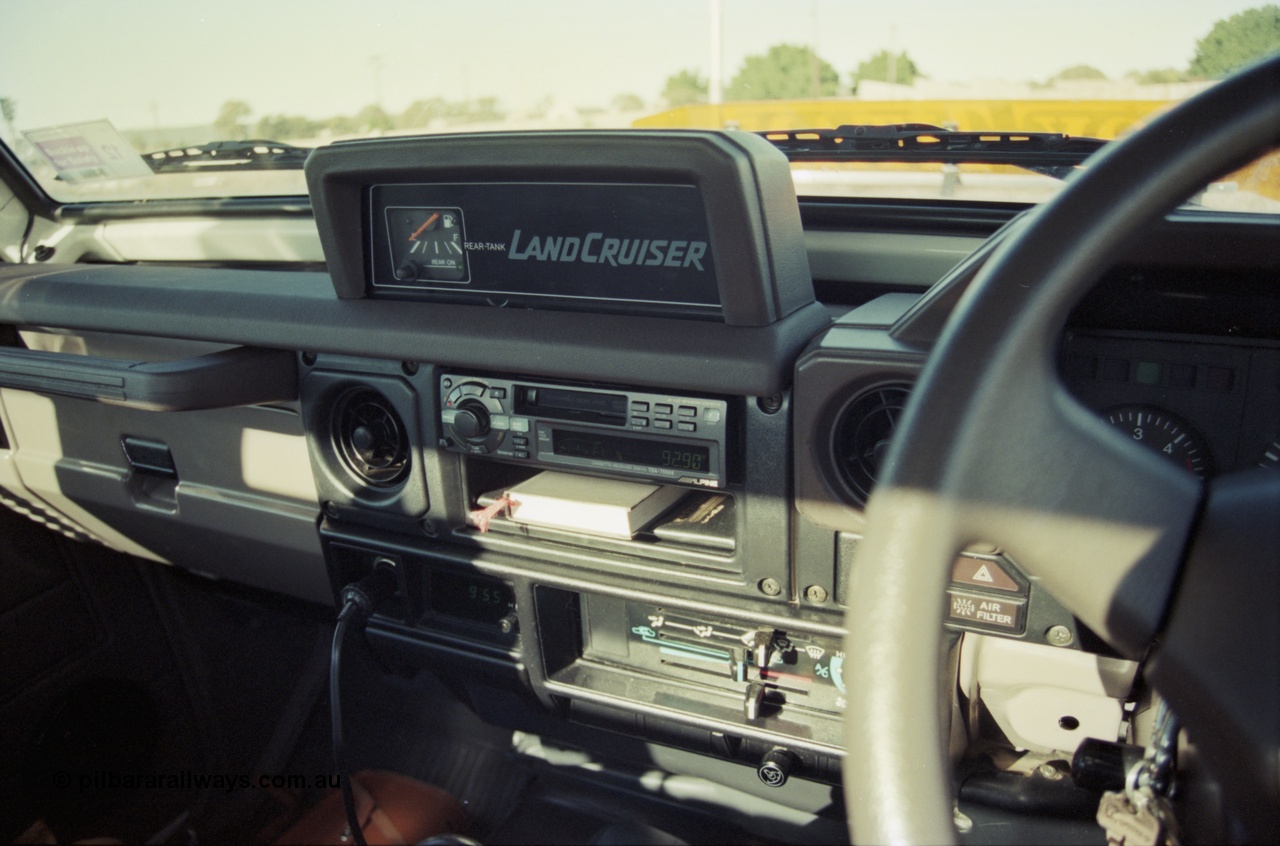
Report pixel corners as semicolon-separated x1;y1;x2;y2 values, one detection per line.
551;429;711;473
429;570;514;626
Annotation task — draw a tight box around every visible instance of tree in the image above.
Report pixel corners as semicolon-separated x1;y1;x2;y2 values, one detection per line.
1127;68;1187;85
400;98;448;129
727;45;840;101
213;100;251;140
324;114;360;136
852;49;921;88
1189;5;1280;78
355;104;393;133
1054;64;1108;81
661;70;707;107
467;97;504;122
254;114;321;141
612;93;645;112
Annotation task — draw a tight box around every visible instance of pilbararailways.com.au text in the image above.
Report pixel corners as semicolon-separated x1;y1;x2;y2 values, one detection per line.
64;770;340;794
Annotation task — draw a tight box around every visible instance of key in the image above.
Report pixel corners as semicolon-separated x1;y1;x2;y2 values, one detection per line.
1144;791;1181;846
1096;790;1164;846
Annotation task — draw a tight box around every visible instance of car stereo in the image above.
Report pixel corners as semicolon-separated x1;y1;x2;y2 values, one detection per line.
439;374;729;488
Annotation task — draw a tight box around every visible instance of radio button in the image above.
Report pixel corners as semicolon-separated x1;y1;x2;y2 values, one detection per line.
678;405;697;417
631;401;649;412
514;450;530;459
704;408;722;424
510;418;531;433
491;415;510;431
631;417;649;427
654;419;673;430
513;436;529;447
655;403;674;414
489;387;507;399
677;421;696;433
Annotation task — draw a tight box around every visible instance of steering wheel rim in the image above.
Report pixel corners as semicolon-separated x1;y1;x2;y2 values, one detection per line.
842;55;1280;844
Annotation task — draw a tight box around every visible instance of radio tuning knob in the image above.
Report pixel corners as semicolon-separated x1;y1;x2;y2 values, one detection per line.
451;400;491;442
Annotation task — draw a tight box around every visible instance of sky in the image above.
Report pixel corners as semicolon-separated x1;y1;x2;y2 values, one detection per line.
0;0;1268;131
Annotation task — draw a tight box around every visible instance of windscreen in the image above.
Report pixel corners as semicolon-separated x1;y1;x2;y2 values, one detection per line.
1;1;1276;211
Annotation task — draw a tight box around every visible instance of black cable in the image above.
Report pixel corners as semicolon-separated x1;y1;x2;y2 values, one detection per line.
329;565;397;846
329;610;367;846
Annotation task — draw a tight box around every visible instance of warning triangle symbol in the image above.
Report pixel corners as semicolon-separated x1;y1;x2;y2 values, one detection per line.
972;564;995;583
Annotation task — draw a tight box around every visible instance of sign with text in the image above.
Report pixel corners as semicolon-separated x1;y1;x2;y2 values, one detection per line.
24;120;153;184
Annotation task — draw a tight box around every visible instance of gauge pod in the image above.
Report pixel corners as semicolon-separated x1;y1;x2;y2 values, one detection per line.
385;206;469;283
1103;404;1213;478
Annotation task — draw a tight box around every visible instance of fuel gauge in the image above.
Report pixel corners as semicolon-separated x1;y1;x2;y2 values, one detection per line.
385;206;469;283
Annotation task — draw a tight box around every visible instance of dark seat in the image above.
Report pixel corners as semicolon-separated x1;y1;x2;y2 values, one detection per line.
273;770;470;846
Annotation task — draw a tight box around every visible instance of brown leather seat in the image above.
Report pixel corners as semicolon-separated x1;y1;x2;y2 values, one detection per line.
273;770;470;846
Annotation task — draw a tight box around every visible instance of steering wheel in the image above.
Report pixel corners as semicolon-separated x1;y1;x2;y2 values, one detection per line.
842;54;1280;843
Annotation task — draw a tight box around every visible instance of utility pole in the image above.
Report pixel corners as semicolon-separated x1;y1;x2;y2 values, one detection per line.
369;55;385;108
887;26;897;86
709;0;723;105
810;0;820;98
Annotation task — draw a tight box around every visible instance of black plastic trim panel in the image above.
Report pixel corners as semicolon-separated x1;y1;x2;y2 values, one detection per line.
0;142;56;218
56;196;316;222
306;131;815;326
0;345;297;411
0;264;830;396
798;199;1025;237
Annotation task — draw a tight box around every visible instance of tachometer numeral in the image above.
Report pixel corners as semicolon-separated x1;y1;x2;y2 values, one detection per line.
1103;405;1212;478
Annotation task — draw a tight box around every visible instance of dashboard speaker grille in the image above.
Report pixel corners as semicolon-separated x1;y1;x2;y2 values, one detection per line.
832;383;911;505
332;388;410;488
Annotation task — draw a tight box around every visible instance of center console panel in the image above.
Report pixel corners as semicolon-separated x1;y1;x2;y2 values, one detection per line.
299;130;843;787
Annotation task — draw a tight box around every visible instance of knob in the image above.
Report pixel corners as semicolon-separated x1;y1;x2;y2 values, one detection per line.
741;627;780;672
451;400;490;442
757;747;798;788
743;682;767;720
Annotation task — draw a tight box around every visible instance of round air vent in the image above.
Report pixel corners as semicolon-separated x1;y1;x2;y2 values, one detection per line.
331;388;411;488
832;383;912;505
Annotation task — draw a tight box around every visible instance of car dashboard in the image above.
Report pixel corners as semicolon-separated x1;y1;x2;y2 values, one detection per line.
0;128;1276;841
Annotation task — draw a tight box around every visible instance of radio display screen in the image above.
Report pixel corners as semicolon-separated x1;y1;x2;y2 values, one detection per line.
552;428;711;473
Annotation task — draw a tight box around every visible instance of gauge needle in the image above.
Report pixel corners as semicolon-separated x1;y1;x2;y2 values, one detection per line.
409;212;441;241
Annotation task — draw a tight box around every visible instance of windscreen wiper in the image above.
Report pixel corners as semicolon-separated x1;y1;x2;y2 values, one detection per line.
759;124;1109;179
143;139;311;173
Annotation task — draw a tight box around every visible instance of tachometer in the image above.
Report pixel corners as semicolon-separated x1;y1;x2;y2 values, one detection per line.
1103;405;1213;478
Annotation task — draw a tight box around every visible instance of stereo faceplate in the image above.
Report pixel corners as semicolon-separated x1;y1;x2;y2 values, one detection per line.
439;374;729;488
